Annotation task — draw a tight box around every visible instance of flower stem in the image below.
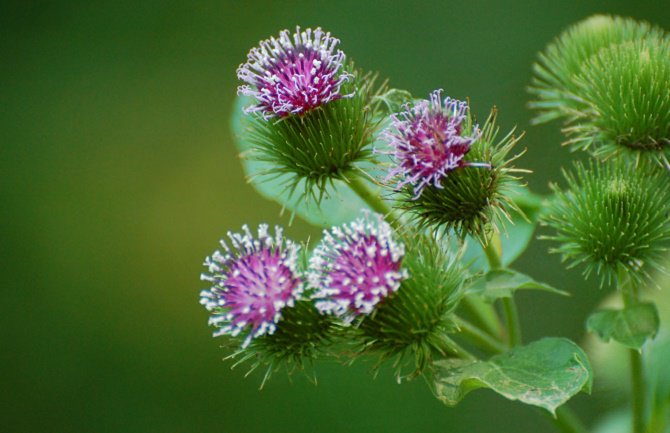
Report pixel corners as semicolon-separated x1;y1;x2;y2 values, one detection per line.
619;268;646;433
502;297;522;347
345;172;401;229
453;315;508;354
483;238;503;269
482;236;522;347
461;295;504;338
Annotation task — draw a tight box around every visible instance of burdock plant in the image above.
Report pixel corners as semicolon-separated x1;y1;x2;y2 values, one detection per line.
198;16;670;433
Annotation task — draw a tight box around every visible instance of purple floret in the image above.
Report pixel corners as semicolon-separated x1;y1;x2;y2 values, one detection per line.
200;225;302;348
383;90;483;198
237;26;352;119
309;212;408;320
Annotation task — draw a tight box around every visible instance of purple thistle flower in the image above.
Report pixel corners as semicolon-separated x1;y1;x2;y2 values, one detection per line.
200;224;303;348
309;212;408;320
237;26;352;119
382;89;486;198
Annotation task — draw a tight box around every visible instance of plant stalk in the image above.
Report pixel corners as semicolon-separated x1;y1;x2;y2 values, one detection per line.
619;268;646;433
461;295;504;338
345;172;400;229
482;236;522;347
453;316;508;354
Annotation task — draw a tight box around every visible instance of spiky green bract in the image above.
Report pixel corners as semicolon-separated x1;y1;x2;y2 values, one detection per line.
565;39;670;165
221;299;337;387
529;14;666;124
244;65;386;201
357;232;466;380
397;109;524;245
544;160;670;288
220;248;338;386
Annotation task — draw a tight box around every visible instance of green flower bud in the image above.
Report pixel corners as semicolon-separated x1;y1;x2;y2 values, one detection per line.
529;14;665;124
543;160;670;287
566;38;670;165
356;233;466;379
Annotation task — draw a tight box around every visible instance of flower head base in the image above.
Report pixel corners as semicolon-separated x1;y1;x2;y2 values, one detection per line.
358;233;466;379
309;212;408;320
200;225;302;348
544;160;670;287
237;26;352;119
382;89;485;199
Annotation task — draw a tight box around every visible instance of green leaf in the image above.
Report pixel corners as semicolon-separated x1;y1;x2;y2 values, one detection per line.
465;269;568;302
230;95;371;227
587;303;660;350
432;337;592;414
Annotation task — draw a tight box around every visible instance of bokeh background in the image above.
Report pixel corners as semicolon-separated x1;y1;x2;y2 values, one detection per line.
3;1;670;432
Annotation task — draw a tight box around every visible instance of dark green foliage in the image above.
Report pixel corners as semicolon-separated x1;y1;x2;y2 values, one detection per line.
398;109;524;245
357;233;466;379
244;65;386;201
529;14;665;124
544;160;670;287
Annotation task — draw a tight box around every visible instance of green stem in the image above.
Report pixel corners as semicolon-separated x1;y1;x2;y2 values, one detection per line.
482;238;503;269
461;295;504;338
502;297;522;347
453;316;507;354
543;406;590;433
346;172;400;229
619;268;646;433
440;336;477;361
482;237;522;347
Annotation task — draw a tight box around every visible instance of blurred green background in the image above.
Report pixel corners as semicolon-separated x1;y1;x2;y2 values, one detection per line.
3;1;670;432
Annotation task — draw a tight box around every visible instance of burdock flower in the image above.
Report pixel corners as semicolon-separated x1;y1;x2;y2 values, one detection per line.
200;224;302;348
309;212;408;320
383;89;485;199
382;90;522;244
237;26;352;119
234;27;384;198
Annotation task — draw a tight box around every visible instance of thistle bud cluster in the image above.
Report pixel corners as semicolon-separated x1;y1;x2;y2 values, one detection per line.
532;15;670;287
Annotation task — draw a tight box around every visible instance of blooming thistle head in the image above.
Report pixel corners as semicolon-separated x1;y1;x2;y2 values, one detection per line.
383;89;485;199
235;27;385;200
309;212;408;321
382;92;524;244
200;224;303;348
543;160;670;288
237;26;352;119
